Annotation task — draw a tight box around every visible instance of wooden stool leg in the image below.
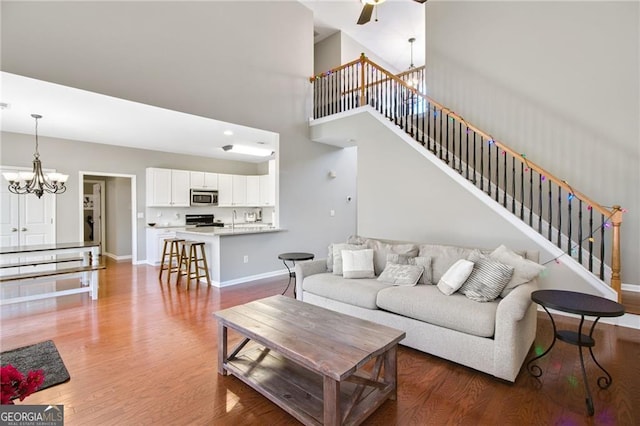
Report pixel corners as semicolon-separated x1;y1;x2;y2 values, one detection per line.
176;243;188;286
186;244;197;290
159;240;169;280
199;244;211;286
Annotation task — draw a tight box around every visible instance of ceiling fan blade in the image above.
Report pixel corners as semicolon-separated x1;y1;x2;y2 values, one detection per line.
357;4;374;25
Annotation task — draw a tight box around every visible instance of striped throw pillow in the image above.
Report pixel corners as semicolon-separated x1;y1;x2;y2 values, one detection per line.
459;254;514;302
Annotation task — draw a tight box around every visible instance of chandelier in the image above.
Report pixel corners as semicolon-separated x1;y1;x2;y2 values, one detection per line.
3;114;68;198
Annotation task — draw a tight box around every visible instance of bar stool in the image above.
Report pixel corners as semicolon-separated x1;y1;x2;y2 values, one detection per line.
159;238;185;282
176;241;211;289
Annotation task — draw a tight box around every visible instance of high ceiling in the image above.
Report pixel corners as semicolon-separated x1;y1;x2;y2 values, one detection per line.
0;1;425;161
301;0;426;72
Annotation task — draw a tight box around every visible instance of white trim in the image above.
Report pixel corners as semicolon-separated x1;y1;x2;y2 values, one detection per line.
622;283;640;292
210;269;289;288
103;252;132;261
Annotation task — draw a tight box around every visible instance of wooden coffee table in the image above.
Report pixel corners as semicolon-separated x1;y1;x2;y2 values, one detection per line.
215;295;405;426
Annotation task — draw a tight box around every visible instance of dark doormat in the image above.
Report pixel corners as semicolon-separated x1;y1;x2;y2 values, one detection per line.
1;340;70;392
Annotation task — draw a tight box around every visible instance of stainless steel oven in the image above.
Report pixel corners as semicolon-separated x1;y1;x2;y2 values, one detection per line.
190;189;218;206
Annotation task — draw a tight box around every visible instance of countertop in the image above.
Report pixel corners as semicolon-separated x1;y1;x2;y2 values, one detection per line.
147;223;281;236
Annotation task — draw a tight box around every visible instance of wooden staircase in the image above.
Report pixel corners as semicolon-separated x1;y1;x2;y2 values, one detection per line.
310;54;631;310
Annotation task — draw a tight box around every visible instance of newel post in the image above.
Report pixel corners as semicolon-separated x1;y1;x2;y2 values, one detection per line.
610;205;623;302
359;53;366;107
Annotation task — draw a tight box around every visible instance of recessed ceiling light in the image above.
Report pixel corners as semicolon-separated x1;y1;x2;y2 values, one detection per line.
223;130;233;136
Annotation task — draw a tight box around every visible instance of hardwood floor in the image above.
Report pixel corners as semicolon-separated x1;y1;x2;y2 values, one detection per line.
1;258;639;425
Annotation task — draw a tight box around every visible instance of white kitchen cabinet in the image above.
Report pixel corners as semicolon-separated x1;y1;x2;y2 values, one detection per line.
232;175;247;206
259;174;275;206
217;174;233;206
146;168;190;207
190;171;218;190
246;176;260;206
146;228;177;265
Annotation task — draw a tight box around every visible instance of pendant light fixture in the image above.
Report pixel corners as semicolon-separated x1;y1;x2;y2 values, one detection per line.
408;37;416;70
3;114;68;198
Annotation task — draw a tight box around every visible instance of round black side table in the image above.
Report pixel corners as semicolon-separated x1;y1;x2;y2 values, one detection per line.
527;289;624;416
278;252;314;297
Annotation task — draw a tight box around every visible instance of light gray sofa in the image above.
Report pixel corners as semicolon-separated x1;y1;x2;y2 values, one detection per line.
295;237;540;382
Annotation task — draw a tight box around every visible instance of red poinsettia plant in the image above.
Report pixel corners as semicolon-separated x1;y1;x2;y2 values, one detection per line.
1;364;45;404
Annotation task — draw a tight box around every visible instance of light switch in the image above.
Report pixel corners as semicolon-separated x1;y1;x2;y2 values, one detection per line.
137;212;144;219
330;209;335;217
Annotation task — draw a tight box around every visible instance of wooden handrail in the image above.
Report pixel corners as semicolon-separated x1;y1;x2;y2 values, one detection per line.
395;65;426;79
310;55;625;299
353;55;619;220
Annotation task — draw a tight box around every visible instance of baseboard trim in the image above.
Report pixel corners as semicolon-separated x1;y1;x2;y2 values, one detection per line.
622;283;640;292
210;269;289;288
104;252;132;262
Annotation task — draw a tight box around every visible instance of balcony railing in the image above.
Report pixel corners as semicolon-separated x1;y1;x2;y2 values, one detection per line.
310;54;625;299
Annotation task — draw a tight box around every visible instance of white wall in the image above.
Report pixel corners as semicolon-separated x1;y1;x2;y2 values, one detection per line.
425;1;639;286
1;1;358;278
312;110;616;298
314;32;342;74
314;31;400;76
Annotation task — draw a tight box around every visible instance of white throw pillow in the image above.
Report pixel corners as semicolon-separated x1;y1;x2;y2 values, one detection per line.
490;245;545;297
437;259;474;296
341;249;375;279
332;243;366;275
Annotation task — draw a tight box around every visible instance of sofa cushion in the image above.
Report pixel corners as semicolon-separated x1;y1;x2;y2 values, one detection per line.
303;273;393;309
342;249;375;279
365;239;419;275
489;245;545;297
376;285;499;338
418;244;478;284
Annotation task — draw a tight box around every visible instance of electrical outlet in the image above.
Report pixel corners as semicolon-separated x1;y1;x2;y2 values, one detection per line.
243;255;249;263
330;209;335;217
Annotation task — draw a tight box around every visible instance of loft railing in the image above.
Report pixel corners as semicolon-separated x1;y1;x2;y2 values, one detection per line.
310;54;625;300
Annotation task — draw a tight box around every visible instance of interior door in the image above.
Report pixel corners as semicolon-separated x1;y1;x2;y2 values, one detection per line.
0;167;54;248
0;182;20;247
92;183;102;252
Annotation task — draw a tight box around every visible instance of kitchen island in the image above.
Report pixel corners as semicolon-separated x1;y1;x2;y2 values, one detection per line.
173;225;285;287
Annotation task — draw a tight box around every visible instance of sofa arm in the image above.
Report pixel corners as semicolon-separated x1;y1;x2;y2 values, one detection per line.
493;281;539;381
496;281;538;323
294;259;329;299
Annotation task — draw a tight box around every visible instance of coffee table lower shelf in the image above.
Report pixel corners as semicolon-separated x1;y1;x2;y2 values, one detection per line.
224;344;393;426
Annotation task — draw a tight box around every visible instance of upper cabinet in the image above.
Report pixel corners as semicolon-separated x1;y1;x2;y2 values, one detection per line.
231;175;247;206
146;168;190;207
217;174;233;206
246;176;260;206
190;171;218;190
148;162;275;208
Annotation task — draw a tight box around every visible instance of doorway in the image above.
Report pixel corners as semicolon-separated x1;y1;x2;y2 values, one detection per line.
78;171;137;263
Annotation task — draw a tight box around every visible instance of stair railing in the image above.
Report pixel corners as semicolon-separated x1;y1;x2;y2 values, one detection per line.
310;54;624;300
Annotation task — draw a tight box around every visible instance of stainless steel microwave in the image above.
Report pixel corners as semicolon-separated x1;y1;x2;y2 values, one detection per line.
190;189;218;206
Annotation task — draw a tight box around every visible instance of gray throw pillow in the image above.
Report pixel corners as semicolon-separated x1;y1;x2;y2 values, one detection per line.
377;263;424;286
385;254;433;284
459;253;514;302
